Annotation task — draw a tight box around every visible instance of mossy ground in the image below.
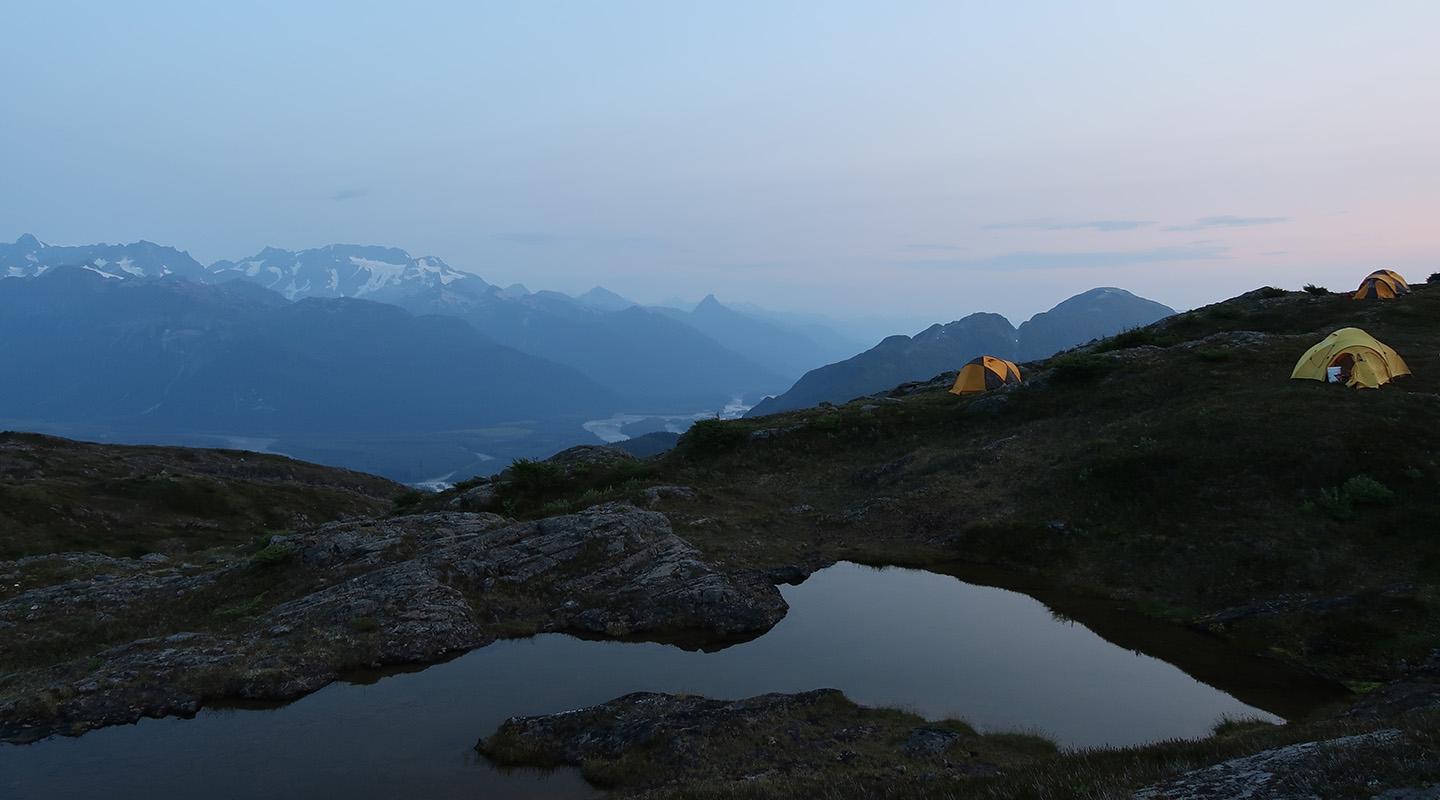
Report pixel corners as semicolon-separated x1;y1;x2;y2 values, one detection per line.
0;432;404;558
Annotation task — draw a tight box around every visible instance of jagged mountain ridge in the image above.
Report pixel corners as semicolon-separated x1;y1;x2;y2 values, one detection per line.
0;234;210;281
208;244;483;302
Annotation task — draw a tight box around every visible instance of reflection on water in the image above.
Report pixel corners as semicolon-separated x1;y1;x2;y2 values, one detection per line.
1;563;1339;800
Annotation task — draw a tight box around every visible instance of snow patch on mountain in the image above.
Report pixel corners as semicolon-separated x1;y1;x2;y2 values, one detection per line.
210;245;484;301
81;265;124;280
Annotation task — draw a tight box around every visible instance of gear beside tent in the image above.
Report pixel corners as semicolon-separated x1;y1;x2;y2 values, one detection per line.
950;356;1023;395
1290;327;1411;389
1353;269;1411;300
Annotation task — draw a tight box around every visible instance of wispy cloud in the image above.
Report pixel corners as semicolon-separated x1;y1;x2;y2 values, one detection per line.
1164;215;1287;231
981;219;1154;232
329;188;368;202
903;243;1229;271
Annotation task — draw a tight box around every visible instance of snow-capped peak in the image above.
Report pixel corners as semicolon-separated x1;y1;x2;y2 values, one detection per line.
208;244;487;301
0;236;208;281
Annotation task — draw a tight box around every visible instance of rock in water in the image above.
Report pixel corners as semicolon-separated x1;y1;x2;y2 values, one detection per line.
478;689;1049;792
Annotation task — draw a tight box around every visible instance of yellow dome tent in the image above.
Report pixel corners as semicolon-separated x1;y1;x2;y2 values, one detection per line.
950;355;1023;395
1290;328;1411;389
1353;269;1411;300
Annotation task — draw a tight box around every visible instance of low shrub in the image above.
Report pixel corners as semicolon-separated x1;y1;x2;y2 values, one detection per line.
393;489;427;509
1048;353;1114;384
1093;327;1182;353
680;418;747;457
1194;348;1232;363
1302;284;1330;295
811;413;842;432
507;459;567;493
1343;474;1395;505
1305;474;1394;520
1429;272;1440;284
1314;486;1354;520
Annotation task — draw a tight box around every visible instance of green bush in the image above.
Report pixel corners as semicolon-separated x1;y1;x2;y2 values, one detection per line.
1305;474;1394;520
1428;272;1440;284
1207;305;1243;320
1302;284;1330;295
680;418;747;457
1194;348;1232;363
1309;487;1353;521
1093;327;1182;353
1343;474;1395;505
450;475;487;493
811;413;842;432
393;489;427;509
1048;353;1114;384
507;458;567;493
1256;286;1287;299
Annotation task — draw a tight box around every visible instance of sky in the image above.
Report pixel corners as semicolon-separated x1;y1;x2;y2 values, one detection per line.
3;1;1438;324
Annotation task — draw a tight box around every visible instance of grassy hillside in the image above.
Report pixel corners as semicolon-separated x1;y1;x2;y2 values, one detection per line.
0;432;404;558
446;283;1440;685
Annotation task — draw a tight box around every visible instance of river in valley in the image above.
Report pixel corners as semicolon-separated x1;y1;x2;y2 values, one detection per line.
1;562;1344;800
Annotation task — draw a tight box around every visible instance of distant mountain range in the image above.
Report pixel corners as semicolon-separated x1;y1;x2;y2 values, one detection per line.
1;234;210;281
3;234;1178;476
0;266;613;433
6;236;831;408
748;288;1176;416
211;244;805;407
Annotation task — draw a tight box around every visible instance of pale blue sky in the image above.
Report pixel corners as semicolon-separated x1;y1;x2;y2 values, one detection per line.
3;1;1437;321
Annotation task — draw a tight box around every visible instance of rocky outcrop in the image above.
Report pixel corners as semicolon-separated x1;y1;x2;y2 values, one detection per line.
0;504;786;743
478;689;1037;792
1132;730;1405;799
640;485;696;506
528;444;636;475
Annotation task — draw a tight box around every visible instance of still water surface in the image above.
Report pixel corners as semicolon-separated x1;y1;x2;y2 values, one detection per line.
2;563;1333;799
